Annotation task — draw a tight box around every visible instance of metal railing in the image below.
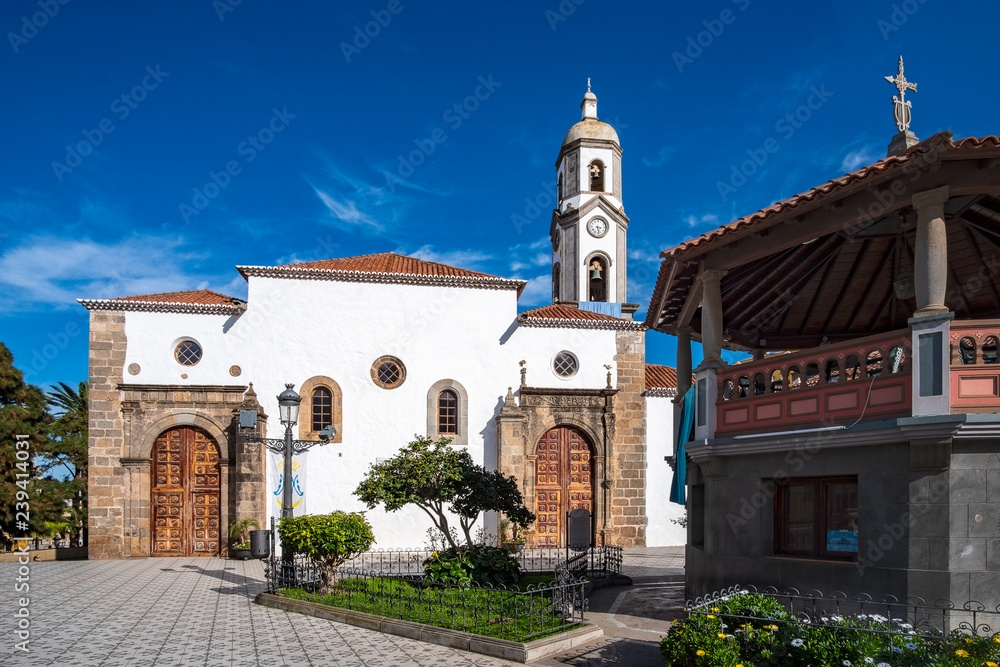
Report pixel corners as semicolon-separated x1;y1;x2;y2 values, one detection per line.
329;545;623;578
685;585;1000;664
263;553;588;641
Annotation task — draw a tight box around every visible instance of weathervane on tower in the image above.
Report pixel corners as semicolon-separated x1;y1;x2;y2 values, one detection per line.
884;56;918;132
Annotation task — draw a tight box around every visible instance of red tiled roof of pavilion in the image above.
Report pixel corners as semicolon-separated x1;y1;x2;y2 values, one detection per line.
237;252;527;297
661;133;1000;259
646;132;1000;330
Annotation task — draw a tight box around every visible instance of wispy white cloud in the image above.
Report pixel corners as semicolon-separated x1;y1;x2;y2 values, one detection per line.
0;235;236;311
684;213;720;229
314;188;382;231
516;275;550;307
402;244;493;269
840;146;880;173
642;146;676;168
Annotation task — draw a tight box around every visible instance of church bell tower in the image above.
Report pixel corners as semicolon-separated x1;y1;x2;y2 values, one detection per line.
551;81;630;315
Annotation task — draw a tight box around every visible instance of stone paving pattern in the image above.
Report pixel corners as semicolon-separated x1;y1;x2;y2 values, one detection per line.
0;546;685;666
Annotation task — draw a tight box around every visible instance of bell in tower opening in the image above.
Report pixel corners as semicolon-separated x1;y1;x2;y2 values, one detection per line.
589;257;607;302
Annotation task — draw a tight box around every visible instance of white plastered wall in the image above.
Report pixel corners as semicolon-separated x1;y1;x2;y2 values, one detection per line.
645;394;686;546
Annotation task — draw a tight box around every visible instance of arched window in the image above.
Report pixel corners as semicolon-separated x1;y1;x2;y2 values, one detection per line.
427;380;469;446
866;350;883;378
297;376;343;443
737;375;750;398
805;362;820;387
826;359;840;383
588;256;607;302
552;263;561;302
589;161;605;191
722;379;735;401
787;366;801;390
889;346;905;373
437;390;457;434
557;173;563;202
770;369;784;393
959;337;976;365
845;355;861;381
753;373;766;395
983;336;998;364
312;387;332;431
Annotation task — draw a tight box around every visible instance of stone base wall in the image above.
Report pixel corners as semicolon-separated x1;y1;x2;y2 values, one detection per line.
87;311;127;560
610;330;647;547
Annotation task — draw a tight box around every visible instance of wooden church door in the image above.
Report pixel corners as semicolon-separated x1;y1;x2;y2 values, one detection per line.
151;427;221;556
533;427;593;547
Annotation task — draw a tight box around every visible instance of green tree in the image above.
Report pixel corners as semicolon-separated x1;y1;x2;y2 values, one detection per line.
278;511;375;593
0;343;51;542
355;436;535;549
44;381;88;546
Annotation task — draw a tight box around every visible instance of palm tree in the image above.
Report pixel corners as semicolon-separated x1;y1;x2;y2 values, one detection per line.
46;381;88;547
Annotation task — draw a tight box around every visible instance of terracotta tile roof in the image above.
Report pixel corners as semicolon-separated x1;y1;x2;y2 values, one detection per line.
646;132;1000;330
661;133;1000;259
237;252;527;298
645;364;679;396
518;304;646;331
78;289;246;315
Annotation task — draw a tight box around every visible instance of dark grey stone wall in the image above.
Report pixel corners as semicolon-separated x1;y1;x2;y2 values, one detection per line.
686;436;1000;609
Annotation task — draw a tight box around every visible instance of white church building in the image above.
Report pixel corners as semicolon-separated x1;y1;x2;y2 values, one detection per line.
81;86;683;558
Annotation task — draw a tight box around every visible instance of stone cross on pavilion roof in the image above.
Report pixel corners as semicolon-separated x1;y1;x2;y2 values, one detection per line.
884;56;920;157
885;56;918;131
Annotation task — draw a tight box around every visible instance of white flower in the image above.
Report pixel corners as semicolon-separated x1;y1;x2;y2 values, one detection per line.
832;615;844;622
857;614;868;620
864;658;874;664
870;614;887;623
878;663;892;667
843;660;852;666
899;623;913;629
791;638;804;647
821;616;829;622
905;642;918;650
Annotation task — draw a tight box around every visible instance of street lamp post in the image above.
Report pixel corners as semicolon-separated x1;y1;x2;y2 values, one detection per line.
240;383;334;585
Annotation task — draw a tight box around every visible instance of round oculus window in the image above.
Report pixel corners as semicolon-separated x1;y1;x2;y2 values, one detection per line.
371;356;406;389
175;340;202;366
553;351;578;378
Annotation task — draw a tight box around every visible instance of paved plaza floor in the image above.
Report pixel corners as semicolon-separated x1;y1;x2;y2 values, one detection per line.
0;547;685;666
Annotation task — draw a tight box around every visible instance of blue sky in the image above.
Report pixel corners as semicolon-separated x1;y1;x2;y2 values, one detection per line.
2;0;998;390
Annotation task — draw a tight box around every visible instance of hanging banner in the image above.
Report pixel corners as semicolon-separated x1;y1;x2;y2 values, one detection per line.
269;451;307;516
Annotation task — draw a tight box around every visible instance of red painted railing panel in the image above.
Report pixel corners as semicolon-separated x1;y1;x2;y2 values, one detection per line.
715;330;913;437
950;321;1000;413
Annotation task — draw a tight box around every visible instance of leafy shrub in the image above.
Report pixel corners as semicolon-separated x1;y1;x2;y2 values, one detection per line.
278;511;375;593
660;593;1000;667
423;545;522;587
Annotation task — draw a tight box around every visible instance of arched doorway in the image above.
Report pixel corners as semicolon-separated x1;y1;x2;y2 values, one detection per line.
151;427;221;556
533;426;593;547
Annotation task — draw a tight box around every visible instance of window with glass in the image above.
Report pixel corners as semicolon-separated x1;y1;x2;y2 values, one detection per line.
775;476;858;560
311;387;332;432
174;340;202;366
437;389;457;434
553;351;578;378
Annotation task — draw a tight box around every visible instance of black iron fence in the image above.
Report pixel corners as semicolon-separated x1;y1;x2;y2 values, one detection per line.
685;585;1000;665
323;545;623;578
263;553;588;641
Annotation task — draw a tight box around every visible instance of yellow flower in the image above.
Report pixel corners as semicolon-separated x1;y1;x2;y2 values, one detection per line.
711;607;720;612
986;662;998;667
696;649;706;657
717;633;726;638
767;624;779;630
955;649;969;657
707;614;715;619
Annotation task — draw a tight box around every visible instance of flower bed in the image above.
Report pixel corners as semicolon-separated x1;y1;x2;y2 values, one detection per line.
660;592;1000;667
